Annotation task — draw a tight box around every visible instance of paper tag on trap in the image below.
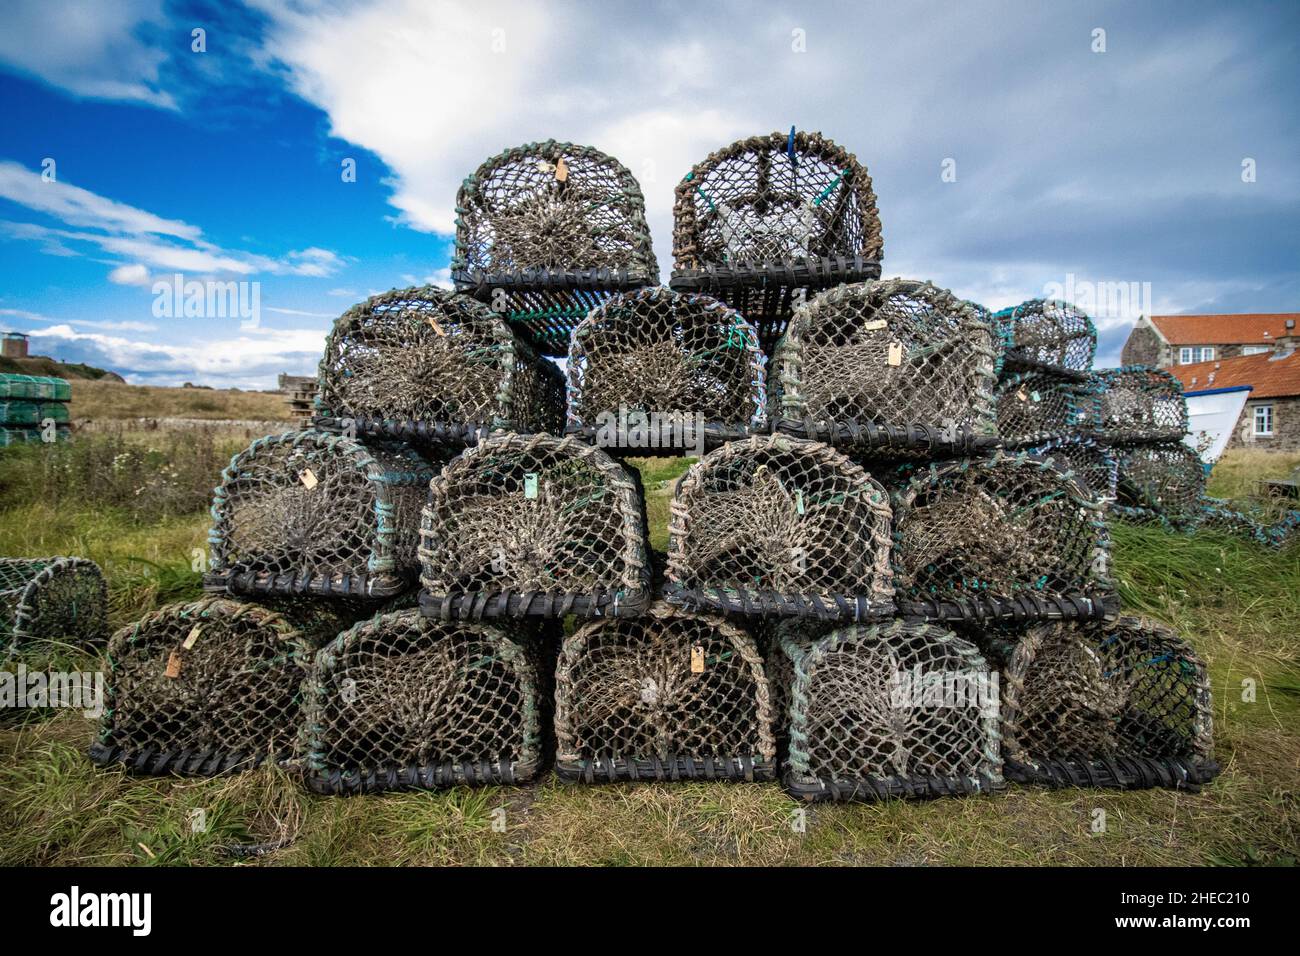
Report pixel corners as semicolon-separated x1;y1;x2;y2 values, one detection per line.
554;157;569;182
182;625;203;650
298;468;318;490
524;473;539;499
1031;390;1041;402
887;342;903;366
795;489;805;515
691;645;706;673
1017;387;1028;402
862;319;888;332
165;650;183;679
428;316;446;337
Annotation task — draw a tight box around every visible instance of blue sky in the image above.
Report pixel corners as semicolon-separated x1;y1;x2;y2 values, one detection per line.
0;0;1296;388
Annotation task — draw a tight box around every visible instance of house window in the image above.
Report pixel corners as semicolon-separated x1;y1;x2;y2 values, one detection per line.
1242;345;1269;355
1197;346;1215;361
1253;404;1274;436
1179;347;1194;364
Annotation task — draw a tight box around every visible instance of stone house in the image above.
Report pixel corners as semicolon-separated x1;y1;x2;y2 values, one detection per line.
1167;349;1300;452
1121;312;1298;367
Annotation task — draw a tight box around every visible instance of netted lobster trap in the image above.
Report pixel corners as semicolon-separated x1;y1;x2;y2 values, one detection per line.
314;286;565;445
1027;437;1118;503
300;608;546;794
769;278;999;455
892;452;1117;622
995;371;1102;447
999;616;1217;789
1;557;106;651
88;597;347;776
554;602;776;783
1092;366;1188;443
995;299;1097;379
665;434;894;619
782;620;1002;801
670;130;883;353
566;286;764;451
1115;441;1206;525
205;430;434;599
419;433;652;619
451;140;658;356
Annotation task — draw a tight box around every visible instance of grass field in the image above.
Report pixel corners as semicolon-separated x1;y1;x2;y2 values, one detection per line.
1;436;1297;867
69;379;293;422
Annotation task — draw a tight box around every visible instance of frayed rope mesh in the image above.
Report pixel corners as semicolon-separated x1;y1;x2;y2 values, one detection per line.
995;299;1097;376
554;602;775;783
999;616;1217;790
89;597;349;776
566;286;765;447
419;433;651;619
1092;367;1188;443
1115;441;1206;524
666;434;894;619
300;608;545;794
782;620;1002;801
206;430;433;599
1;557;106;651
770;278;998;454
995;371;1101;448
893;452;1116;622
315;286;564;444
1028;437;1118;504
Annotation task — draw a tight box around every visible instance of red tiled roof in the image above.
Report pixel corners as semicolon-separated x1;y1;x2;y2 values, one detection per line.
1150;313;1299;345
1169;349;1300;399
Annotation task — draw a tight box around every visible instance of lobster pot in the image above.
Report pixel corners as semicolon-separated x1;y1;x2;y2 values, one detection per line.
666;434;894;619
1115;441;1206;525
1000;617;1217;789
566;287;765;450
451;140;658;356
419;433;652;619
1028;437;1118;503
0;557;106;649
995;371;1100;447
0;373;72;401
0;401;69;426
315;286;565;444
770;279;998;455
300;609;545;794
88;598;345;776
1093;367;1187;443
782;621;1002;801
206;430;434;599
554;602;776;783
995;299;1097;378
893;452;1116;622
670;131;883;353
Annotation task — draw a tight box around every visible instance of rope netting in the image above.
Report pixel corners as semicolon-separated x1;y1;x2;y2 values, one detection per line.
999;616;1217;789
782;620;1002;801
88;597;348;776
207;430;434;599
554;602;776;783
893;452;1115;621
1092;367;1188;443
995;371;1100;447
1;557;106;650
566;286;765;448
769;278;998;454
315;286;564;444
300;608;545;794
1027;437;1118;503
666;434;894;619
1115;441;1206;524
419;433;651;618
995;299;1097;376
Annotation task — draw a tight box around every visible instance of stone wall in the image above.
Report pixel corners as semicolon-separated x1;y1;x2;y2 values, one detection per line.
1227;396;1300;452
1121;325;1163;366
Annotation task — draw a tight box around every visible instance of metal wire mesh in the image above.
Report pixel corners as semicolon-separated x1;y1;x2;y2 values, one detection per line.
0;557;106;650
566;286;765;449
1115;441;1206;524
995;371;1100;447
300;608;545;794
666;434;894;619
782;619;1002;801
419;433;651;618
770;278;998;454
88;597;347;776
554;602;776;783
1092;367;1188;443
995;299;1097;376
893;452;1115;621
206;430;434;599
1000;616;1217;789
1028;437;1118;503
315;286;564;444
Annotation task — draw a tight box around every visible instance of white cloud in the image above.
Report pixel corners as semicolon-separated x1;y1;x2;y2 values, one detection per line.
0;306;157;333
265;306;334;318
108;263;152;286
327;287;357;297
